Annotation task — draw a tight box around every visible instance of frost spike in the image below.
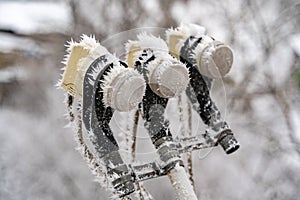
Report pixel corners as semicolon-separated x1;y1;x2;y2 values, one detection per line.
59;34;146;111
59;34;108;97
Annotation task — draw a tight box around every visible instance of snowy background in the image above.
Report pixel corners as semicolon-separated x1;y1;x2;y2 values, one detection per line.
0;0;300;199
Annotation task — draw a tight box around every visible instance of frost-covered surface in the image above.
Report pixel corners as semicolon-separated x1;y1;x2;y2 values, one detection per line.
1;0;300;200
102;66;146;111
168;163;197;200
126;33;189;98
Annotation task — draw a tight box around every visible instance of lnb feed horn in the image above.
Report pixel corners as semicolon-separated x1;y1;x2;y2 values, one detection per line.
166;25;240;154
166;23;233;78
59;34;146;112
126;33;189;98
131;47;198;200
82;55;136;197
59;35;147;197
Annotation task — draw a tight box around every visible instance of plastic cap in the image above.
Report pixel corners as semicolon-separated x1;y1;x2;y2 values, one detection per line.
105;69;146;111
198;43;233;78
149;61;189;98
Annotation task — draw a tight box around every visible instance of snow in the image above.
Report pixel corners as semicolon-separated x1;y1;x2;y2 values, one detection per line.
0;33;41;55
0;1;72;34
290;109;300;142
0;67;28;83
289;34;300;56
